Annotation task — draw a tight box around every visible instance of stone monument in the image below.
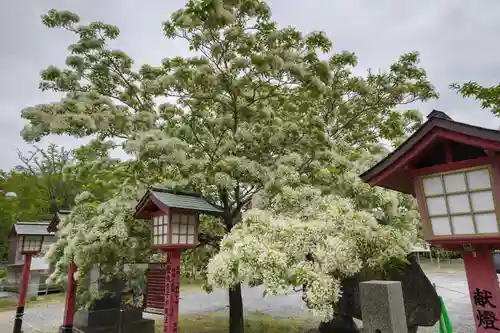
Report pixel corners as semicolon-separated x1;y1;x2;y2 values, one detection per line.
73;265;154;333
360;280;408;333
318;255;441;333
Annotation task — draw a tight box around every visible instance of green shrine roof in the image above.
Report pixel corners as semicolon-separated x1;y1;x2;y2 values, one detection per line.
149;187;223;214
13;222;52;236
134;187;224;218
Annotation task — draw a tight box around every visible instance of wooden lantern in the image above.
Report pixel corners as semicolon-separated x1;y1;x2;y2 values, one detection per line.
134;187;223;329
20;235;44;255
360;110;500;333
150;211;198;248
11;223;47;333
360;110;500;250
134;187;223;250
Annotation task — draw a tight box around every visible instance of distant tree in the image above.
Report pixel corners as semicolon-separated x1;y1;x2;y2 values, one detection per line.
0;143;117;261
0;145;73;260
0;175;20;261
16;143;77;213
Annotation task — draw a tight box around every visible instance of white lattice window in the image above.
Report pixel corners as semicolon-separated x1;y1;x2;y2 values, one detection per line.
421;167;498;236
20;235;44;253
152;215;169;246
170;214;196;245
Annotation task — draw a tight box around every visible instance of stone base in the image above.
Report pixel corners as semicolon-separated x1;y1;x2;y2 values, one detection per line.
73;294;124;329
71;318;155;333
74;308;120;329
74;308;152;333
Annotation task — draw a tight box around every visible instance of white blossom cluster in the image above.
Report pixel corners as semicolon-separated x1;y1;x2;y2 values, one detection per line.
45;187;153;309
207;189;413;320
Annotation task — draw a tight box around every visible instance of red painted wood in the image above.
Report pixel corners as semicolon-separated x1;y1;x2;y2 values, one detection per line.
148;298;164;302
146;267;165;310
17;254;32;307
428;237;500;249
444;141;453;163
63;262;77;327
152;244;197;250
463;248;500;332
410;156;494;177
147;300;164;304
368;132;439;186
163;250;181;333
369;127;500;187
437;129;500;152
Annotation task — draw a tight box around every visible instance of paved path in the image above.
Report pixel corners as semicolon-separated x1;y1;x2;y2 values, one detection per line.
429;273;475;332
0;285;308;333
0;272;475;333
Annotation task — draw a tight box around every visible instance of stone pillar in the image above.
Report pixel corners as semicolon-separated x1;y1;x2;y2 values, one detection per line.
360;280;408;333
27;271;40;301
74;264;123;331
89;265;100;294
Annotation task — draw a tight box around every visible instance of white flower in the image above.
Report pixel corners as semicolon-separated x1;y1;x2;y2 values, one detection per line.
207;187;413;321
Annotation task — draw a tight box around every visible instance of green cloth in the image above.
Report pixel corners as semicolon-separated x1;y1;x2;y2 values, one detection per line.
438;296;453;333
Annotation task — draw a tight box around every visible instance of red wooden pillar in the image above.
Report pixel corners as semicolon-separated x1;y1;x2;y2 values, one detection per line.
13;254;32;333
163;249;181;333
61;262;77;333
463;248;500;332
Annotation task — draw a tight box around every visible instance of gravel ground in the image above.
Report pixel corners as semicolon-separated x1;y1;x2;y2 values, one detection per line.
421;272;475;333
0;271;476;333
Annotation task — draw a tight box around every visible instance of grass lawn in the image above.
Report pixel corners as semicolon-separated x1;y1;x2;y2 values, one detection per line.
0;278;204;313
156;312;318;333
0;293;65;312
180;277;205;291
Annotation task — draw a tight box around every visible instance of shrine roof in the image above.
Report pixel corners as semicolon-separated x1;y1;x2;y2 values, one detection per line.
47;209;71;233
12;222;52;237
134;187;223;218
360;110;500;194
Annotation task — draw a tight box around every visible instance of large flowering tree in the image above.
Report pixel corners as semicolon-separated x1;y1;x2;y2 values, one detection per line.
23;1;436;331
208;152;420;320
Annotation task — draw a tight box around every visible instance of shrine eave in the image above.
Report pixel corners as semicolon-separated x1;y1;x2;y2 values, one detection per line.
360;110;500;195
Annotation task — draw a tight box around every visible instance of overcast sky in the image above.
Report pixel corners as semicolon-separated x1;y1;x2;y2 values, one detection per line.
1;0;499;170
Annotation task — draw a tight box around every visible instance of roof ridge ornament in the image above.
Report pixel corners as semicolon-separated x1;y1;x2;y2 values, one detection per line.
427;109;453;121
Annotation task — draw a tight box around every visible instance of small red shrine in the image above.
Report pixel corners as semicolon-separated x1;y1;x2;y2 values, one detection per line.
361;110;500;332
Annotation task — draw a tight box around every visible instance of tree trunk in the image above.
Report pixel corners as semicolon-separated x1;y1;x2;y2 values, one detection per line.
229;283;244;333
